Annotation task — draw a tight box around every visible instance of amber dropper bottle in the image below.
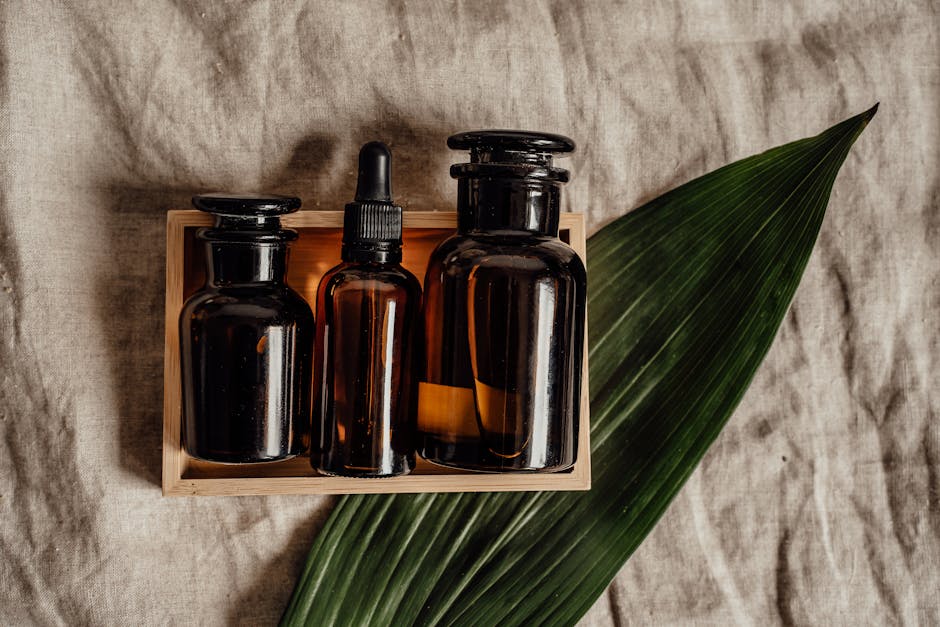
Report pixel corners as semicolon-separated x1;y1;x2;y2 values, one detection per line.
312;142;422;477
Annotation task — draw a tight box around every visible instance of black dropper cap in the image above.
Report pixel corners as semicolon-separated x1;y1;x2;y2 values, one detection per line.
342;142;403;263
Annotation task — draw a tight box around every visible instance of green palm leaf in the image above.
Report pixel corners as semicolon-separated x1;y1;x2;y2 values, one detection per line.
282;105;877;626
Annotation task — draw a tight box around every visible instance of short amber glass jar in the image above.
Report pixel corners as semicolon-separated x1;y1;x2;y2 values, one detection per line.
180;193;314;463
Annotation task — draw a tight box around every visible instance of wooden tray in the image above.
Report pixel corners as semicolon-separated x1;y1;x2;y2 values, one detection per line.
162;210;591;496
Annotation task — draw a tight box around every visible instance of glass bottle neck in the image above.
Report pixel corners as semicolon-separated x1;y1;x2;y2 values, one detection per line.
456;178;561;236
206;242;289;286
341;244;402;264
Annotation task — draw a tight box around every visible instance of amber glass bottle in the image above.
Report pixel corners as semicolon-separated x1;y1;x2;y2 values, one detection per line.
180;193;314;463
419;131;586;472
312;142;421;477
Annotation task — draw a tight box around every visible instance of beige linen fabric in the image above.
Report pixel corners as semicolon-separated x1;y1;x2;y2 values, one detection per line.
1;1;937;624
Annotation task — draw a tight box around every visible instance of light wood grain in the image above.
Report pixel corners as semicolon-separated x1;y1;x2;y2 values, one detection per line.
163;210;592;496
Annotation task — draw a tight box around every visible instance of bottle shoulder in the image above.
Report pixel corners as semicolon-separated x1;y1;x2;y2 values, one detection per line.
427;233;586;280
318;262;422;298
181;285;313;320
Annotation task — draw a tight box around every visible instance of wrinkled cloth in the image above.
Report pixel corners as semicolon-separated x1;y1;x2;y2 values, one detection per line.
0;1;937;625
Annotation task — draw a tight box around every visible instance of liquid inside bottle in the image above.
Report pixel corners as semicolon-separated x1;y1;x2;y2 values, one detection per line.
314;266;420;476
468;256;578;464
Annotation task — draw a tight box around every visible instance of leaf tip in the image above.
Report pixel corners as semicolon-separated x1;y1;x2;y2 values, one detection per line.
850;103;879;139
838;103;878;142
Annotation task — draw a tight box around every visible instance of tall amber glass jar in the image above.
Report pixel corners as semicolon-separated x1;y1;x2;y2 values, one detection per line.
180;193;313;463
419;131;586;472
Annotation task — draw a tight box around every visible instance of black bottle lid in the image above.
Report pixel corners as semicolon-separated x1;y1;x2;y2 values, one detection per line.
342;142;403;263
193;192;301;243
448;130;575;182
193;192;301;216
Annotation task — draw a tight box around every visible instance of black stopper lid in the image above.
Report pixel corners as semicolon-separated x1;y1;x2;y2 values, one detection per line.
342;142;403;262
192;193;300;243
192;192;301;216
448;130;575;182
447;130;575;155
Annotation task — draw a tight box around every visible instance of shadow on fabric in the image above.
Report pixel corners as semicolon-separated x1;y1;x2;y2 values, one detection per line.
91;118;451;623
